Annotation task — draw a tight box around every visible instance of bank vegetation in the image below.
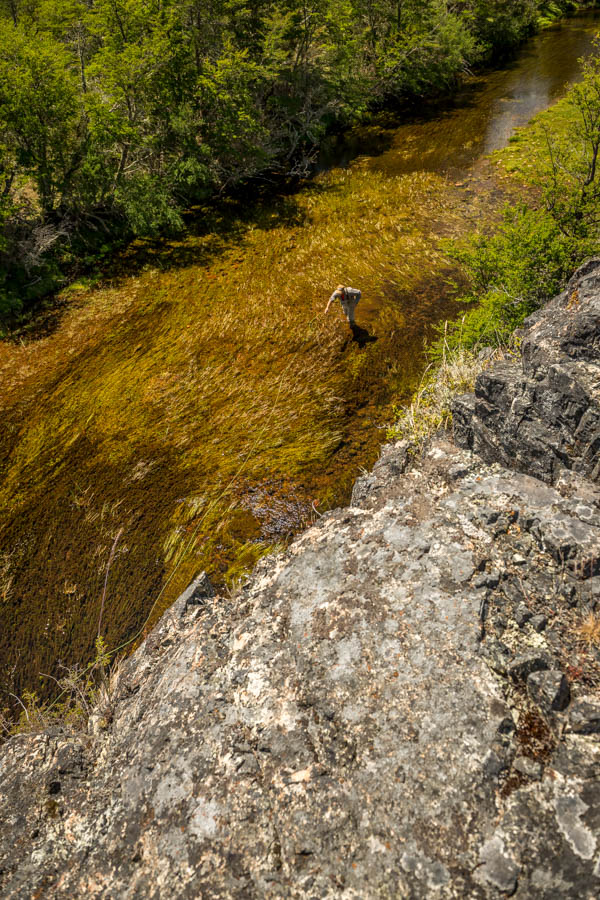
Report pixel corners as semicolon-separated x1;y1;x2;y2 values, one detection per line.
390;35;600;441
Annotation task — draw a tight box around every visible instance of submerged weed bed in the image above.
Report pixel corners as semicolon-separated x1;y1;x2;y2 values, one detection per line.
0;160;474;699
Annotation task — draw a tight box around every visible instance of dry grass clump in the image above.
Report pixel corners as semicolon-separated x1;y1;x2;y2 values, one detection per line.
577;611;600;649
1;636;116;742
387;336;490;446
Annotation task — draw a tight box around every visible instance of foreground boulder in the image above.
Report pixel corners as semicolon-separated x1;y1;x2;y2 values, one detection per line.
1;262;600;899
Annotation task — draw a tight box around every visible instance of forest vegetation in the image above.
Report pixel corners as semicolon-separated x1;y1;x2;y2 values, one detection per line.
0;0;591;326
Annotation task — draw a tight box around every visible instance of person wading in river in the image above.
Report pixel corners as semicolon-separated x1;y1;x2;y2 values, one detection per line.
324;284;362;326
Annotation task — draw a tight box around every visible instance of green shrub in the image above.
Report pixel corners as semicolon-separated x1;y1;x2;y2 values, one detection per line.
435;204;588;353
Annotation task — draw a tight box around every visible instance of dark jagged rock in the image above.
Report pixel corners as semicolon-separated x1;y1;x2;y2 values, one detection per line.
569;698;600;735
515;603;533;627
507;653;550;682
530;614;548;633
527;670;571;716
453;258;600;485
1;261;600;898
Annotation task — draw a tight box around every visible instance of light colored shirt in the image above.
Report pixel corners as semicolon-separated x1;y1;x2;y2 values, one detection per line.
328;287;361;306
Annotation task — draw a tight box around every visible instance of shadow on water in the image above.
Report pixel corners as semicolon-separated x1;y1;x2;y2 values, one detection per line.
350;323;378;348
10;187;314;344
71;192;308;298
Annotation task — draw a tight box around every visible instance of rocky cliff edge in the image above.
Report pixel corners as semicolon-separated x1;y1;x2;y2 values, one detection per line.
1;262;600;899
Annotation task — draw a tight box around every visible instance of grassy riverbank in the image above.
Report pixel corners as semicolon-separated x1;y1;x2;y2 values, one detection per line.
390;42;600;441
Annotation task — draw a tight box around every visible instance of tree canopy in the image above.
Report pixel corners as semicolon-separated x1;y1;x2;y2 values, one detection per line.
0;0;587;322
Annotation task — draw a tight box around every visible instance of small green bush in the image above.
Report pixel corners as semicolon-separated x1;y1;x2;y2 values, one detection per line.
1;636;114;741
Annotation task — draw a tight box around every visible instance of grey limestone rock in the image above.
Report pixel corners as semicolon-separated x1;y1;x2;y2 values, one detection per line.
513;756;543;780
569;698;600;735
530;614;548;633
515;603;533;627
527;670;571;715
476;834;520;894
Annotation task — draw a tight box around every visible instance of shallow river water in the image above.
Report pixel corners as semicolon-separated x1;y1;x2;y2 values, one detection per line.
1;13;599;697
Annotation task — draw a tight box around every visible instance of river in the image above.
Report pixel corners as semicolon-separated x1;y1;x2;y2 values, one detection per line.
1;12;598;700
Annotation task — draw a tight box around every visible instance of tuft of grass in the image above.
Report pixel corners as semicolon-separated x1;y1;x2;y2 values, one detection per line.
1;636;115;742
577;611;600;649
387;332;491;446
223;540;286;591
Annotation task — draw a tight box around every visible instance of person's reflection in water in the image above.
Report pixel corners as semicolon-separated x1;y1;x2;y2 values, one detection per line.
350;322;377;348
